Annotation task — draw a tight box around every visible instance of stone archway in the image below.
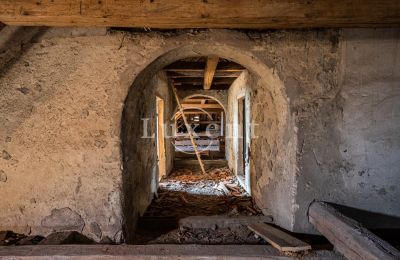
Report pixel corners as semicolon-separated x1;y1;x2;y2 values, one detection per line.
121;41;296;243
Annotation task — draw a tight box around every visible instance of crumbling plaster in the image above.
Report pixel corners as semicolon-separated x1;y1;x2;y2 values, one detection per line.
293;28;400;233
121;71;174;243
0;26;398;241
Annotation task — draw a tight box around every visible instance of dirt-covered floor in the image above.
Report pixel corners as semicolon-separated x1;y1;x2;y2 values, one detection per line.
134;167;267;244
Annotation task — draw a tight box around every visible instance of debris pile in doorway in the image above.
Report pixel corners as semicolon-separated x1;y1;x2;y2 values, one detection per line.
146;167;262;218
135;167;265;244
151;225;267;245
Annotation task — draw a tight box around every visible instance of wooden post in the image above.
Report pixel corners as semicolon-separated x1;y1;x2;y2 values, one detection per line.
309;201;400;260
172;86;206;174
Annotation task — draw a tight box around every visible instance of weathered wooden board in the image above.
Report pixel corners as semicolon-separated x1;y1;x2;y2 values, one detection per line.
0;1;400;28
309;201;400;260
248;223;311;252
203;56;219;90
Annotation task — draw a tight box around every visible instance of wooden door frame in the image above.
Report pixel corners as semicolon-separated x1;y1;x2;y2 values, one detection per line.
156;96;166;181
236;91;251;194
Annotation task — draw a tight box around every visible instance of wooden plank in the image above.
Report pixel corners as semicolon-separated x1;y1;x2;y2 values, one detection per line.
0;244;345;259
0;1;400;28
176;110;223;115
174;83;231;90
181;103;222;109
167;71;242;78
204;56;219;90
180;215;273;229
248;223;311;252
165;61;243;72
173;77;235;85
309;201;400;260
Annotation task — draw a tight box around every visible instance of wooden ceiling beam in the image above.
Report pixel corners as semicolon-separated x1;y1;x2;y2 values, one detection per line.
164;61;244;72
172;77;234;84
0;1;399;28
173;83;231;90
167;71;242;78
203;56;219;90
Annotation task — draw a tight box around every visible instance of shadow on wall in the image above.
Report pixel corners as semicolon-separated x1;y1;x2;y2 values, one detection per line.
120;43;294;243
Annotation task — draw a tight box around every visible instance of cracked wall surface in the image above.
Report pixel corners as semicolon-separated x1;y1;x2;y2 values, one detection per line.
293;28;400;232
0;26;399;240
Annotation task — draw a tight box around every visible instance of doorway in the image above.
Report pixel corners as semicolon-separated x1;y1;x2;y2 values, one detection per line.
236;94;250;193
156;96;166;181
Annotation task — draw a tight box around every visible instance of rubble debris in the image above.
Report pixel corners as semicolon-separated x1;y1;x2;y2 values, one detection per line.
39;231;95;245
135;167;264;244
146;167;262;219
179;215;273;229
16;235;44;245
0;231;26;245
150;226;268;245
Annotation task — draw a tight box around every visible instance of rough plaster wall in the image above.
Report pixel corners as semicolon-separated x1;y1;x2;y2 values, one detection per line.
294;28;400;233
226;70;297;228
0;26;42;70
226;71;251;183
121;71;173;242
0;28;129;242
3;26;395;240
225;31;342;230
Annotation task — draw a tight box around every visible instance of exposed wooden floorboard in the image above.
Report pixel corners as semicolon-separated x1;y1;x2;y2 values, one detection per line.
0;244;344;259
248;223;312;253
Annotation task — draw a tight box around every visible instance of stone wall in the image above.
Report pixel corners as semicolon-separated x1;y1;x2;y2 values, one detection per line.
293;28;400;232
121;71;174;242
0;26;398;241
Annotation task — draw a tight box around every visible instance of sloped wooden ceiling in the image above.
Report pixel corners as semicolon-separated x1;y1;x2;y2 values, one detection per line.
0;0;399;28
165;57;245;90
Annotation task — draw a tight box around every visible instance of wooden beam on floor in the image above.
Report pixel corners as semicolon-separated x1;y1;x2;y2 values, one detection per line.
309;201;400;260
1;1;400;28
0;244;345;259
248;223;311;253
203;56;219;90
171;86;206;174
180;215;273;229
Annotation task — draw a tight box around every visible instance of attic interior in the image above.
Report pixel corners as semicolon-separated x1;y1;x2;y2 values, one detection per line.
0;1;400;259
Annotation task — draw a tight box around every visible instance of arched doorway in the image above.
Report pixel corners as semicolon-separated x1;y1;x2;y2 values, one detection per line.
173;95;226;161
121;43;294;243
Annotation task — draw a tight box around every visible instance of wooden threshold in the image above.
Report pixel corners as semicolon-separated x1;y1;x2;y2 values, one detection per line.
0;244;345;259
